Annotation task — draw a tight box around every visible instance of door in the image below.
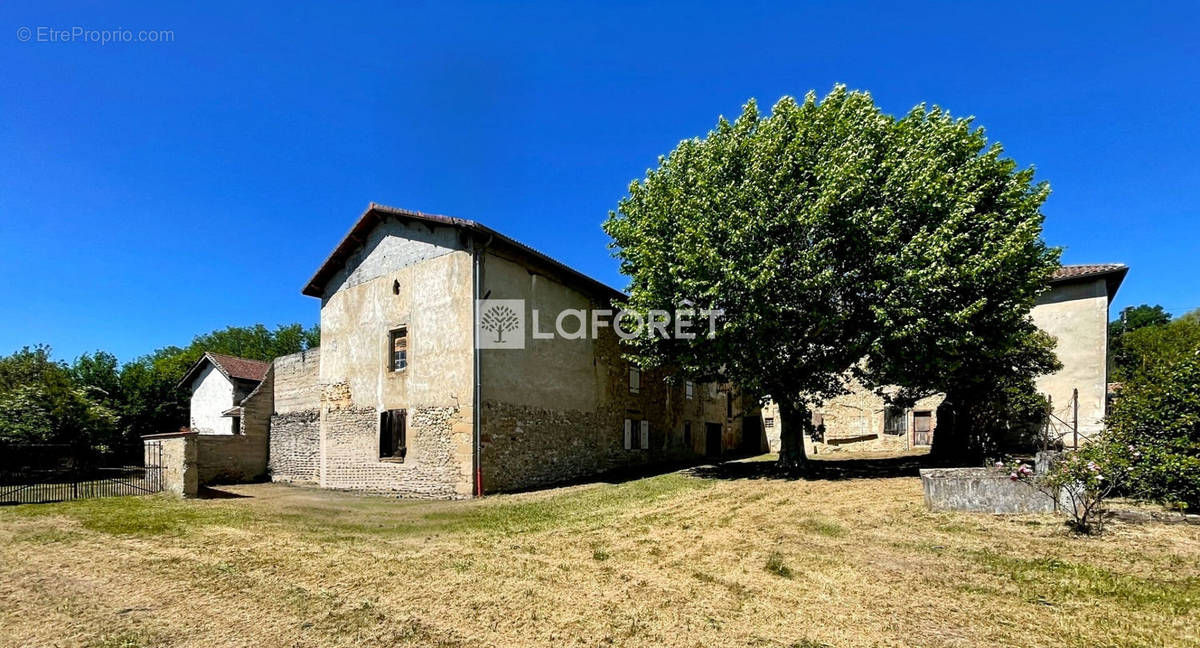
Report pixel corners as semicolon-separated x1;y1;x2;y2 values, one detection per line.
741;415;762;454
912;411;932;446
705;423;723;459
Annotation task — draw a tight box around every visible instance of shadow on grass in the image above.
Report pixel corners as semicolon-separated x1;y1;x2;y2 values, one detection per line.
199;486;252;499
689;454;930;481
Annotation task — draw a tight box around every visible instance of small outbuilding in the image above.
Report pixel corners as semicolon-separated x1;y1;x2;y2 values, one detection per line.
178;352;270;435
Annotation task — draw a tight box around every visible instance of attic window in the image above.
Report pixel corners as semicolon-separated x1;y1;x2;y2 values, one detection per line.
389;327;408;372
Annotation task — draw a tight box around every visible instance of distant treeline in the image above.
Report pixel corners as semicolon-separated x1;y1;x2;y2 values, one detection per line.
0;323;319;450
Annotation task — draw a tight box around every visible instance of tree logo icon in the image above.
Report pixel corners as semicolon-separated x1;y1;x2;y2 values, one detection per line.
481;304;519;342
476;299;525;349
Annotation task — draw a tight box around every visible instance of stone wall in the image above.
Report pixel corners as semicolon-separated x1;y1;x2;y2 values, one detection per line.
920;467;1057;514
269;410;320;483
195;434;267;484
266;349;322;483
273;349;322;413
240;365;274;443
144;433;197;497
478;254;748;493
761;386;942;456
320;399;471;498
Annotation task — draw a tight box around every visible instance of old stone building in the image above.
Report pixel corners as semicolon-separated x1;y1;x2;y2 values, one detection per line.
261;203;757;498
762;263;1128;454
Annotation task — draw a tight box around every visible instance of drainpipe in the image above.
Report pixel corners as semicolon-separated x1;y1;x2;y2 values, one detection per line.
472;233;493;497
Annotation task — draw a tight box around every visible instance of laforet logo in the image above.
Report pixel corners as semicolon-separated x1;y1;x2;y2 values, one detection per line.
480;304;520;342
476;299;526;349
475;298;724;350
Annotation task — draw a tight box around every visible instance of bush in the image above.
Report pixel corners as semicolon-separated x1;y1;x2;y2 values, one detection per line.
1107;353;1200;510
1003;440;1133;534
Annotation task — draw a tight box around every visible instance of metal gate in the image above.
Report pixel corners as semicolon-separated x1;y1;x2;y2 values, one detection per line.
0;442;165;505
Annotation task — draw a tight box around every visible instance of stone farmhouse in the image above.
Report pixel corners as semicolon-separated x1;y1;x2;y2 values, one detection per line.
164;203;756;498
761;263;1128;454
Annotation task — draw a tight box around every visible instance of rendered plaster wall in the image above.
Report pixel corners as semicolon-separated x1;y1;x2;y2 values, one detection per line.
477;249;746;493
1031;278;1110;445
188;364;236;435
317;218;475;498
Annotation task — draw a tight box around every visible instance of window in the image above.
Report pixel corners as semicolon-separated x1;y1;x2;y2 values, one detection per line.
380;409;407;460
624;418;650;450
231;416;241;435
629;367;640;394
683;421;692;448
389;327;408;372
726;393;733;419
764;417;774;429
883;406;906;436
685;381;694;400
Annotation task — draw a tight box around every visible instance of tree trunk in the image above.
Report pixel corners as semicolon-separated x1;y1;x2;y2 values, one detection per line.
929;391;992;466
776;398;809;472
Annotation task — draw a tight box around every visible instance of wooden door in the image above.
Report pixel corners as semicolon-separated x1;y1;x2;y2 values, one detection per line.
912;411;932;446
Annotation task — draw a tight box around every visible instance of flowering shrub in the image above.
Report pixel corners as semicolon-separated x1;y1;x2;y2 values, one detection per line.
1000;440;1135;534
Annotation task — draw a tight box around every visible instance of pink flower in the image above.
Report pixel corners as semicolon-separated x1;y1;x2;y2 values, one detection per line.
994;461;1005;469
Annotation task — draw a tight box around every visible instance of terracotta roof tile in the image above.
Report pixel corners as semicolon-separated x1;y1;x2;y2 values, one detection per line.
1051;264;1127;282
204;353;270;382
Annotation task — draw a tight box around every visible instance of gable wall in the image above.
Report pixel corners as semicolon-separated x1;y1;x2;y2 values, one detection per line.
189;364;236;435
317;219;475;498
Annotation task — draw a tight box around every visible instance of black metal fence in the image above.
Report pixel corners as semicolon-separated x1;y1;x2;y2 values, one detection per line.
0;442;164;505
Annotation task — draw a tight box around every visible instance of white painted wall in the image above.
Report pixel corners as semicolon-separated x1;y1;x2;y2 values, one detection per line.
189;364;237;435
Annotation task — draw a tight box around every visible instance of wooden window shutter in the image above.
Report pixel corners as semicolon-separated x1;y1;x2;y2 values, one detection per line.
639;420;650;450
379;411;392;457
623;419;632;450
394;408;407;459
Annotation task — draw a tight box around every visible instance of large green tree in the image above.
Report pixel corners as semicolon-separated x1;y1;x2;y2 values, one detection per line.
1108;304;1172;379
604;87;1059;468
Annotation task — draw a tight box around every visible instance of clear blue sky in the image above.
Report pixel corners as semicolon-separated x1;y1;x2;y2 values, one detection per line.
2;2;1197;363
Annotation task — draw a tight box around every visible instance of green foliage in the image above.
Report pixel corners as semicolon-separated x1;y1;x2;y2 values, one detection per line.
1111;309;1200;382
1004;440;1134;534
934;331;1060;462
604;86;1059;465
0;323;319;447
0;345;118;447
1107;343;1200;510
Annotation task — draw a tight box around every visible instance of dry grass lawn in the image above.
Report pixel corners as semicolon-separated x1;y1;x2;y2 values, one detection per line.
1;455;1198;648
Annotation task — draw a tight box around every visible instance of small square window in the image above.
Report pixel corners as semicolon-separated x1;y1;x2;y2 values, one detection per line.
764;417;774;429
389;327;408;372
